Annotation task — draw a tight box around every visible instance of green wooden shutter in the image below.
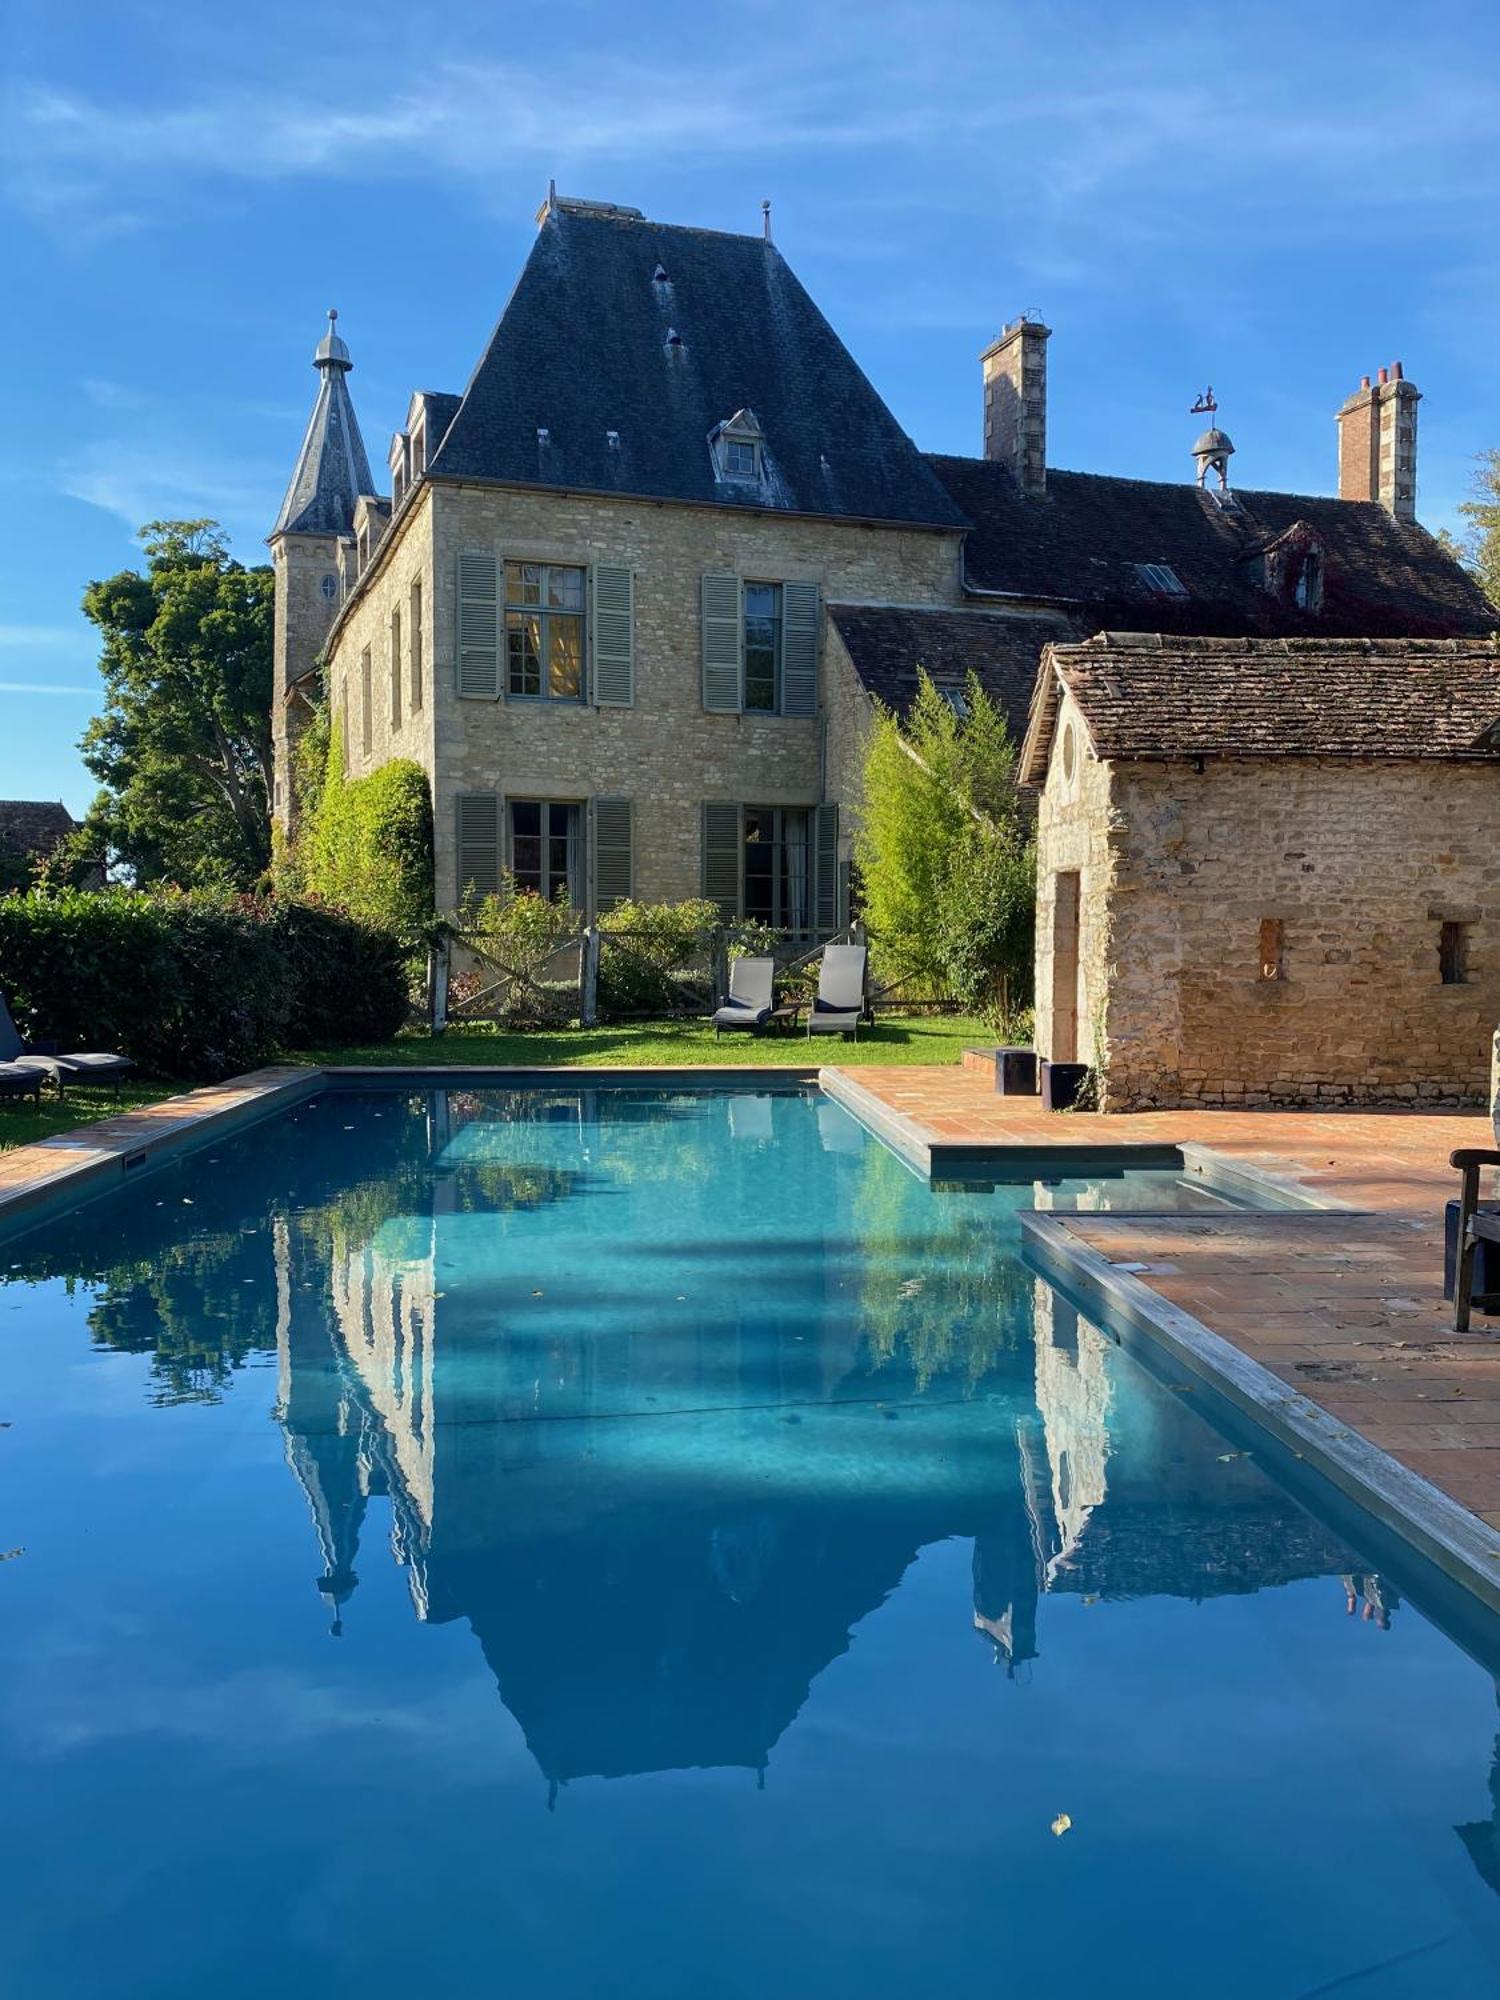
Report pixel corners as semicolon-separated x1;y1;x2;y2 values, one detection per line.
814;802;840;933
701;801;742;918
591;564;634;707
593;797;633;910
780;581;820;716
701;572;742;712
455;792;502;903
457;550;500;699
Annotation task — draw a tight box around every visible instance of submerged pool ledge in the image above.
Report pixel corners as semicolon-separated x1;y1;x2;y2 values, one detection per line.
1021;1209;1500;1619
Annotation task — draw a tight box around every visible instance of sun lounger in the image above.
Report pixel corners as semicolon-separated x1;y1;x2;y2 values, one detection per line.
806;944;868;1039
0;994;135;1098
712;957;776;1037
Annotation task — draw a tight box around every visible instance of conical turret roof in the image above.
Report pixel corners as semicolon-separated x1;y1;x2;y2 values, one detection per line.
273;310;375;538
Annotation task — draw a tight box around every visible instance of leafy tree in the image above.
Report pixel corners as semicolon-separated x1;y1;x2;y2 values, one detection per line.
76;519;274;887
1440;449;1500;610
854;671;1033;1022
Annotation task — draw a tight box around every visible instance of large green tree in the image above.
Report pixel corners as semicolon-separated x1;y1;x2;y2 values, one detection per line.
854;671;1034;1022
1439;449;1500;611
76;519;274;887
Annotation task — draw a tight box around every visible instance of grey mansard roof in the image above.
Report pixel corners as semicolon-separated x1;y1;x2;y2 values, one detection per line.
428;200;967;530
273;313;376;539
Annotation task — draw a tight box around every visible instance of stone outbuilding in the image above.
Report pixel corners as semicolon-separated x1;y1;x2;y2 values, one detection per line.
1021;635;1500;1110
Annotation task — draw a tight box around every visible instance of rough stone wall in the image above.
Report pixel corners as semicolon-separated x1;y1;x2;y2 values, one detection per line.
1099;757;1500;1109
326;491;438;794
271;530;345;836
326;480;961;910
1033;688;1116;1067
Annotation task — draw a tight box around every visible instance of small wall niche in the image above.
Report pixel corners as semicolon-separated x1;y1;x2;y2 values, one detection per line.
1258;918;1284;982
1440;920;1471;986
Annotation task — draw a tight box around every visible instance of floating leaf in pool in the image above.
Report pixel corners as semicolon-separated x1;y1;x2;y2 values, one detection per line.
531;1290;544;1298
1051;1814;1071;1837
1216;1452;1245;1463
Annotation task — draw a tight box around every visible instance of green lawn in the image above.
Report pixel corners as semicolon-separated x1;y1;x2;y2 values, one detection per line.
292;1013;990;1070
0;1015;988;1151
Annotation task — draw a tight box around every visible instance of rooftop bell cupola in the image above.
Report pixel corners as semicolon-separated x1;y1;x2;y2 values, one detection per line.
1190;389;1234;494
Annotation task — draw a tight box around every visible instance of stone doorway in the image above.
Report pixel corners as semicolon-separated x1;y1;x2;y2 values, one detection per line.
1049;869;1081;1063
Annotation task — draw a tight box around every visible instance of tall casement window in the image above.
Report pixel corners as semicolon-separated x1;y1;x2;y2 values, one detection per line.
389;607;403;729
360;649;373;757
409;579;424;710
743;805;811;928
701;574;819;716
743;584;782;711
505;562;584;700
702;801;841;932
510;800;581;903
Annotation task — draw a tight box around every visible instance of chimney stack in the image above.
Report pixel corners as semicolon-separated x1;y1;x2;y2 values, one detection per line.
982;315;1050;497
1337;362;1420;523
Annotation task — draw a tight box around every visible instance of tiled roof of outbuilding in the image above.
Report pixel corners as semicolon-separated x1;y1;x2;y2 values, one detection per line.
0;800;76;858
829;603;1084;739
1021;633;1500;783
929;457;1497;639
429;202;967;530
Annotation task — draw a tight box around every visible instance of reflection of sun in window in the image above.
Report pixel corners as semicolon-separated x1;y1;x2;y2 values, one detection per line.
504;562;585;701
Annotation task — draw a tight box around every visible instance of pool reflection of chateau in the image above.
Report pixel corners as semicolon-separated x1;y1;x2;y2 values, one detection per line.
271;1089;1358;1785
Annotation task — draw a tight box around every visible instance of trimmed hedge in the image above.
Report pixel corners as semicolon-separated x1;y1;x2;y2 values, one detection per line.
0;888;409;1081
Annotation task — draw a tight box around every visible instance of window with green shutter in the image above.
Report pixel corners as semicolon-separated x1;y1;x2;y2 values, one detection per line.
781;581;819;716
701;800;742;917
593;797;633;909
701;573;742;712
591;566;634;707
455;792;502;903
457;550;500;699
815;802;841;932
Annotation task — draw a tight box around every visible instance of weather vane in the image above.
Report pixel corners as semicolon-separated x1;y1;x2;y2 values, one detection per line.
1190;387;1218;415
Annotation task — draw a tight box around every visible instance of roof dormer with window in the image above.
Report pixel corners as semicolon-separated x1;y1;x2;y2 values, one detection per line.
709;408;767;488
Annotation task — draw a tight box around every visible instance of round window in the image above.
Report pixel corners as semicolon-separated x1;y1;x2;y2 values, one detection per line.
1061;721;1076;782
320;573;339;601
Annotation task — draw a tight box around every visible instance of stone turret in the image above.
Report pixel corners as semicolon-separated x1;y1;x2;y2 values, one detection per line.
269;311;375;837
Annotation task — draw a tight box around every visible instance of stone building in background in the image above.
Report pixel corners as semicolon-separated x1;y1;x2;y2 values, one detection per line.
1022;635;1500;1108
270;189;1493;935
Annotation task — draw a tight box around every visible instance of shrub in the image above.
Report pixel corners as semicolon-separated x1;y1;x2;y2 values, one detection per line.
596;900;780;1018
300;727;434;939
0;887;410;1081
258;901;410;1044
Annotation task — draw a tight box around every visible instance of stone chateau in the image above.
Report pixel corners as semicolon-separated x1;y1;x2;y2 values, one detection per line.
270;190;1498;1105
270;190;1490;932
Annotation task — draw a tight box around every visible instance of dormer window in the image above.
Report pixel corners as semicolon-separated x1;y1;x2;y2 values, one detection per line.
1295;551;1323;611
710;408;765;485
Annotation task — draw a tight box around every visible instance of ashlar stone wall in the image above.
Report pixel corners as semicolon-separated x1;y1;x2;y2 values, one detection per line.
325;477;961;911
1033;688;1116;1069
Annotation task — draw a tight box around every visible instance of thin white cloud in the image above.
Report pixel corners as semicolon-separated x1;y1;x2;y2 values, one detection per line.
0;681;98;696
57;441;277;542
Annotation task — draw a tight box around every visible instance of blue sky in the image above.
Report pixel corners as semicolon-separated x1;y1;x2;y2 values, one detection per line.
4;0;1500;813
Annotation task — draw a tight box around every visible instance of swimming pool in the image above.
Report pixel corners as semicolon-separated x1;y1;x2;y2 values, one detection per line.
2;1083;1500;1997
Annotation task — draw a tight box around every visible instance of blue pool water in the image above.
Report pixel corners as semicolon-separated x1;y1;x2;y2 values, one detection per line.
3;1084;1500;1997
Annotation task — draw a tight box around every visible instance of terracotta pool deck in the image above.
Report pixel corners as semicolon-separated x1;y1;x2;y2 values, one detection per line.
831;1062;1500;1595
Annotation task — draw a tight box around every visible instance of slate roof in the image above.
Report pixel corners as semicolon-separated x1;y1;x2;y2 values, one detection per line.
829;603;1084;739
929;457;1497;639
274;325;376;538
1021;633;1500;782
0;800;75;859
429;201;966;529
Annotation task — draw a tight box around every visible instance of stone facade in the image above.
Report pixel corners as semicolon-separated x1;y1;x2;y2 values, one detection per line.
324;480;961;912
269;530;344;835
1036;718;1500;1109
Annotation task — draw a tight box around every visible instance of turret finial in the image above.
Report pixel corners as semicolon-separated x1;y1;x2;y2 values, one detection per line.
314;308;352;372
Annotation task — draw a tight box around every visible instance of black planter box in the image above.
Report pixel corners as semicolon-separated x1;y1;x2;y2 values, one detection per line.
1443;1197;1500;1308
1041;1060;1090;1113
995;1046;1038;1096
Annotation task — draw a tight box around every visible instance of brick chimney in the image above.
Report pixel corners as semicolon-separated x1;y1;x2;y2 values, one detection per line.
982;316;1050;497
1336;362;1420;523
